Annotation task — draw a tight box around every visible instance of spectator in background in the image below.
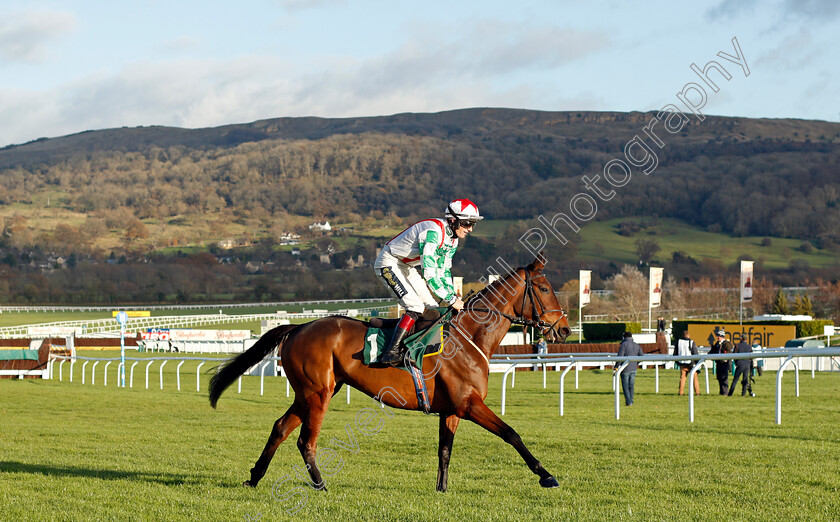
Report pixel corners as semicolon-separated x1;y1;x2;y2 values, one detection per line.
657;317;666;332
674;331;700;396
533;337;548;371
537;337;548;356
729;338;754;397
615;332;644;406
709;328;733;395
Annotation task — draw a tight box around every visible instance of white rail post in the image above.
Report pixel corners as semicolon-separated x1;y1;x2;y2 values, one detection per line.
655;363;660;394
500;363;518;416
575;360;579;389
104;361;112;386
196;361;206;392
81;361;89;384
129;361;139;388
91;361;99;385
559;362;574;416
176;360;185;390
614;362;629;420
159;360;168;389
145;360;154;389
688;359;705;423
346;383;351;404
59;360;66;381
70;360;76;382
510;357;516;388
776;356;794;425
542;359;547;389
237;376;242;394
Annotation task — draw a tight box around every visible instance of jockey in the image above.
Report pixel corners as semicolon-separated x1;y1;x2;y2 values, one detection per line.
374;198;483;366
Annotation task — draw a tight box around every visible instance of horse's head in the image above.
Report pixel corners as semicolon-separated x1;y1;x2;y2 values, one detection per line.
521;253;571;343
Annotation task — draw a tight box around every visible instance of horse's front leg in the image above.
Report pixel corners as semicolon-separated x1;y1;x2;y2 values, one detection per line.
464;393;559;488
436;413;460;492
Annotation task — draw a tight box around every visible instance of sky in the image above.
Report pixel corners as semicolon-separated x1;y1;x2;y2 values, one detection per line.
0;0;838;147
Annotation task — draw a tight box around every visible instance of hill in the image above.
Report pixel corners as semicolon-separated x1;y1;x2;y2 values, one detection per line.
0;108;839;305
2;108;839;242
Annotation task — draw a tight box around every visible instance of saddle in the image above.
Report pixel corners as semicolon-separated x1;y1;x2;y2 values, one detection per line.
361;308;449;371
362;307;451;415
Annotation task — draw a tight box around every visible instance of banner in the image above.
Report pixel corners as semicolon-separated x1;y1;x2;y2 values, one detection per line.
141;328;170;341
686;323;795;348
112;310;150;318
740;260;754;303
649;267;663;308
579;270;591;307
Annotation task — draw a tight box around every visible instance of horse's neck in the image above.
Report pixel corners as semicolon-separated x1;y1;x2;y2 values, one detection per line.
457;283;522;360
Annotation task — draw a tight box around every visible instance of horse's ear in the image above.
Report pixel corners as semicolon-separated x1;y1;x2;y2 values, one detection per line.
527;251;547;272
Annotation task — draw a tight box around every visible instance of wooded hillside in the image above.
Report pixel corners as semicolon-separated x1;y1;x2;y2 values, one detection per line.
0;108;838;306
2;108;839;243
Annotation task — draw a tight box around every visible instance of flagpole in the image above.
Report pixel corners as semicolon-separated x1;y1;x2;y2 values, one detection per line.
579;300;582;343
648;302;652;332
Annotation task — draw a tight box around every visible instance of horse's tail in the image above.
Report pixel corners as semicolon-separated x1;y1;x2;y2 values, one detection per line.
209;324;298;408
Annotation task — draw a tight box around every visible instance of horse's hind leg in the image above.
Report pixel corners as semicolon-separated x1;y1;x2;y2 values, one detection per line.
296;388;333;491
245;402;304;487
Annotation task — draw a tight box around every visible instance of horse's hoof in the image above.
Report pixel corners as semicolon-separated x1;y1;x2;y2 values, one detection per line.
243;480;256;488
539;475;560;488
313;481;327;492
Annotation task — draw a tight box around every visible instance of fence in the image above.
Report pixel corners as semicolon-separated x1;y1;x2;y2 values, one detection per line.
0;306;393;338
46;347;840;426
493;347;840;425
0;297;395;314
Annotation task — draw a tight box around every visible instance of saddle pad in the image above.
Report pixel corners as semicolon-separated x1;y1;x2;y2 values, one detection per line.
363;321;446;371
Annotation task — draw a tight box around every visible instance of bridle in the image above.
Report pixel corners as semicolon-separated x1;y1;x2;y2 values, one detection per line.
465;269;568;340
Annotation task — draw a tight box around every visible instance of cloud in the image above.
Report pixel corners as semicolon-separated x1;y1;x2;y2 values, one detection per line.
299;20;610;109
0;16;616;147
755;28;820;70
780;0;840;20
0;10;75;63
705;0;759;20
279;0;346;12
158;36;201;55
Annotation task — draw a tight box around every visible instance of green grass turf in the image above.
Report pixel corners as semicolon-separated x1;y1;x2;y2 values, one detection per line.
1;368;839;521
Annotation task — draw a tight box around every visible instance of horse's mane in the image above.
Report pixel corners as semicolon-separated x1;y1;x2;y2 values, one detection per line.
464;265;525;308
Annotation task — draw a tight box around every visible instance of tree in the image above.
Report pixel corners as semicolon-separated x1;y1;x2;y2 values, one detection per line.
124;219;149;241
607;265;648;321
771;288;789;314
634;238;660;265
791;294;813;316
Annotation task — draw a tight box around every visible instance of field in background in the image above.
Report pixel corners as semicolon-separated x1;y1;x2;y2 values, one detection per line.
575;217;837;269
2;370;839;520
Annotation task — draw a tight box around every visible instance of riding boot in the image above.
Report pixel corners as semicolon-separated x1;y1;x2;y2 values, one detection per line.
378;312;417;367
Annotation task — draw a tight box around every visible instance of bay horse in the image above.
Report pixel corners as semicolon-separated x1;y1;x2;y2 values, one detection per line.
209;253;571;491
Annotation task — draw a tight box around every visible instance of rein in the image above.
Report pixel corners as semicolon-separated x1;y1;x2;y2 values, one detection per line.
463;270;568;336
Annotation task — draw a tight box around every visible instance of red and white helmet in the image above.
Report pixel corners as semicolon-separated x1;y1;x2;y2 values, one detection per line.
445;198;483;223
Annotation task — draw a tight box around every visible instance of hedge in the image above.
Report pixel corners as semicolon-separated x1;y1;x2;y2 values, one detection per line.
582;322;641;342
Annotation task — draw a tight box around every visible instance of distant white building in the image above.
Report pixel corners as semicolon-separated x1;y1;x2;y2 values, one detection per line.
753;314;813;321
308;221;332;232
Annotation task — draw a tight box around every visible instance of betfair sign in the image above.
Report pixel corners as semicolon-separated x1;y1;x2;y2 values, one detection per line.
686;323;796;348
